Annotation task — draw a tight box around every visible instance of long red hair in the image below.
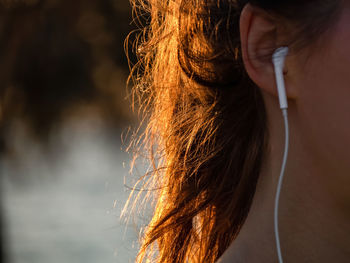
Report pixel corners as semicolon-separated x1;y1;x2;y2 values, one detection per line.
124;0;340;262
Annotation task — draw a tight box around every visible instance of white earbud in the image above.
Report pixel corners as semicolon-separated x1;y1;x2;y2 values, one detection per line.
272;46;290;263
272;47;289;109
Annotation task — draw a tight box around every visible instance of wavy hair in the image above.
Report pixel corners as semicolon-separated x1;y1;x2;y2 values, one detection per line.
124;0;340;262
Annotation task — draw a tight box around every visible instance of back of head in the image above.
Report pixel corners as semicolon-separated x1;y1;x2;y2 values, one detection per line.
126;1;340;262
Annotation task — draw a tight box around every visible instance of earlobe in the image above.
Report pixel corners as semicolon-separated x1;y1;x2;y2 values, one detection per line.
239;4;295;99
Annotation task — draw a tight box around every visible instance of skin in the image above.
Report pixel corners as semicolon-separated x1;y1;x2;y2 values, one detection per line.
218;3;350;263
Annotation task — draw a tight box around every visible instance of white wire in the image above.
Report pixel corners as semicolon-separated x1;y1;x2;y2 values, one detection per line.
274;108;289;263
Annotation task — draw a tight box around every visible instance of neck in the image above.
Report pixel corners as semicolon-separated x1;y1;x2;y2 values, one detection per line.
218;93;350;263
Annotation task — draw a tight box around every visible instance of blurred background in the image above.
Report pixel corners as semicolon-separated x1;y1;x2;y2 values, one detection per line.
0;0;144;262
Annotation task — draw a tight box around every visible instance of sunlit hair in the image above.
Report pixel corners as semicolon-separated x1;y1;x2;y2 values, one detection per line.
124;0;340;262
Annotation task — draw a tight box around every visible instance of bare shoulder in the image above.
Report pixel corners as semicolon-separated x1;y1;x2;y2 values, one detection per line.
217;247;240;263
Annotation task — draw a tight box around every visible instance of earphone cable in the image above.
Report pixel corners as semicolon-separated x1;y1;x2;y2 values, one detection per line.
274;108;289;263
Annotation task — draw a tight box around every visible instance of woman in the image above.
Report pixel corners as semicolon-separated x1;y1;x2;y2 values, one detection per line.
126;0;350;262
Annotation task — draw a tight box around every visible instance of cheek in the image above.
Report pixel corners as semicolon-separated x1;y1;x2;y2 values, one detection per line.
290;7;350;206
296;44;350;174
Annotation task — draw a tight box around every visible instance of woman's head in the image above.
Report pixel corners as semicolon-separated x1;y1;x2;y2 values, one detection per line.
241;0;350;207
126;0;343;262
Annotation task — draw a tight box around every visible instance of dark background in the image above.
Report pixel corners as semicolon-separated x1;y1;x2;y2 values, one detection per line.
0;0;141;262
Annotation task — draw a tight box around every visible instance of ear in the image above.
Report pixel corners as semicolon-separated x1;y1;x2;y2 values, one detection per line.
240;4;297;99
